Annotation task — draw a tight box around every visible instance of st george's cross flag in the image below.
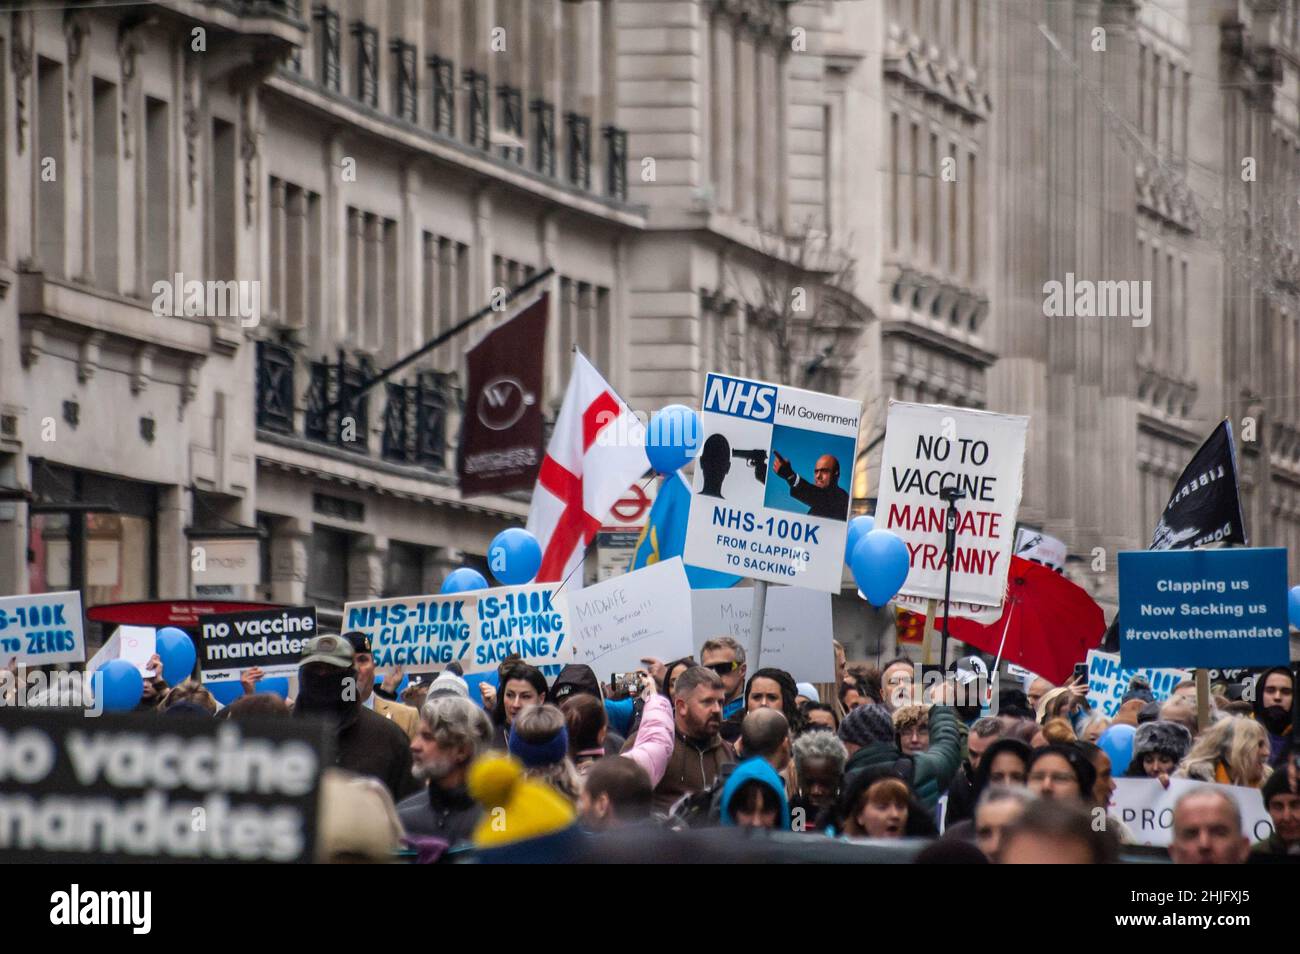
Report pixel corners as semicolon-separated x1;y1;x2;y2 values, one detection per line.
526;353;648;582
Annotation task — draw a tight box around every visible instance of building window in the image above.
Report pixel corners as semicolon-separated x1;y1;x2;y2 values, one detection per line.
384;543;425;599
92;78;119;292
313;5;341;92
144;97;171;290
464;70;489;149
211;119;237;282
497;84;523;163
567;112;591;190
392;39;417;122
308;526;351;609
429;55;455;135
36;59;66;277
531;98;555;176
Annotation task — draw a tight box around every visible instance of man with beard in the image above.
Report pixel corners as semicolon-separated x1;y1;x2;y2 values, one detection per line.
294;634;418;801
624;665;735;813
397;695;494;845
1252;666;1294;766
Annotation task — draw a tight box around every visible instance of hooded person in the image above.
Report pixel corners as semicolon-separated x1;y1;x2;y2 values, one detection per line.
836;702;961;812
1125;720;1194;780
294;634;419;802
547;662;631;748
830;763;938;839
1251;665;1294;766
718;757;791;831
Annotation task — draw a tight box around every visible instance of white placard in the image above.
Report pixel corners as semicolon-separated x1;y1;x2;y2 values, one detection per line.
565;558;694;676
691;586;835;682
116;625;157;676
684;373;862;592
874;401;1028;606
1014;526;1067;572
1109;777;1274;848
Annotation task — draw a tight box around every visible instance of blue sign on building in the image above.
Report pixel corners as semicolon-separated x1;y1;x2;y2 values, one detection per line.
1117;547;1290;669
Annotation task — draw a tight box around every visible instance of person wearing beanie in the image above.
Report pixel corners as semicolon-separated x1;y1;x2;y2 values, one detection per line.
467;754;577;849
294;634;419;802
508;703;582;802
340;632;420;741
1251;665;1294;767
1026;743;1096;803
1252;767;1300;856
718;756;791;830
796;682;820;705
428;669;470;700
837;701;961;812
397;695;494;847
1124;720;1194;784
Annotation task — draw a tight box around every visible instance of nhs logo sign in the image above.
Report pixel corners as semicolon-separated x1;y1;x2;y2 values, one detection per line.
703;374;776;423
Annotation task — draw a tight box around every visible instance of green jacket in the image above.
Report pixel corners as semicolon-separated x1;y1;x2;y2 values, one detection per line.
842;704;962;811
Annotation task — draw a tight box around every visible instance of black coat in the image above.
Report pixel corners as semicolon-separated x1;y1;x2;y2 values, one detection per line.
397;782;483;847
310;704;420;802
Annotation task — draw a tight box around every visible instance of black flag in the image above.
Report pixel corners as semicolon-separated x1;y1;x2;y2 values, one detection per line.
1149;419;1247;550
1103;419;1248;650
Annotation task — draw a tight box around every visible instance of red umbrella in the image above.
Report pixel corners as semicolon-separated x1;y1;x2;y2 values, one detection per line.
942;557;1104;686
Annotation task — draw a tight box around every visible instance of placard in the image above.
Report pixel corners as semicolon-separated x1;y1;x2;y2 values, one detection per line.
0;590;84;667
0;709;328;863
1118;547;1290;669
683;372;861;592
197;606;317;682
874;401;1028;606
1109;777;1273;848
345;582;568;676
565;558;694;676
1085;649;1189;719
691;586;835;682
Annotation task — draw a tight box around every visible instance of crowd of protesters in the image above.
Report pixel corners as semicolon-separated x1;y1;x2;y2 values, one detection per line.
9;630;1295;865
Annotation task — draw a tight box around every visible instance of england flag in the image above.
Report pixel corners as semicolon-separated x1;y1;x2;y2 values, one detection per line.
527;353;648;582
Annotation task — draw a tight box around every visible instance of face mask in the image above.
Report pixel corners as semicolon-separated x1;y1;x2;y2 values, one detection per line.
297;666;355;715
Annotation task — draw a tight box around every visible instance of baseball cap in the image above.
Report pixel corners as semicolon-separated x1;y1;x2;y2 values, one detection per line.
301;634;356;668
341;631;372;655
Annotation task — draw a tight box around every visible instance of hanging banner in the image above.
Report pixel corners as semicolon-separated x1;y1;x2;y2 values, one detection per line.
344;582;569;677
683;372;861;592
458;293;548;497
874;401;1028;606
1117;547;1289;669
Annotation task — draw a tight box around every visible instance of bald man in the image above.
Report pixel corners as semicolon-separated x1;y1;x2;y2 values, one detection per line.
738;707;793;776
1168;787;1251;865
772;451;850;521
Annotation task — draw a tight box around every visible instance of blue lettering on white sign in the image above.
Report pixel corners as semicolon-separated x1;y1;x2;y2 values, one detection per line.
703;374;776;423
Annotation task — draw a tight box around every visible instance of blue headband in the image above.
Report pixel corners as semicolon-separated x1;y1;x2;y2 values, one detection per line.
508;722;569;768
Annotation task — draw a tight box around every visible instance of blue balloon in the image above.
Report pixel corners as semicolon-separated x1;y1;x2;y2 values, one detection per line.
1289;585;1300;630
259;677;290;699
844;515;875;564
646;404;701;474
207;677;290;707
441;567;489;594
850;529;910;607
488;527;543;585
155;627;197;685
95;659;144;712
1097;723;1136;774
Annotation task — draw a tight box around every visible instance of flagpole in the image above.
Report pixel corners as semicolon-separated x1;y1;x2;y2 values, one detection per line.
324;267;555;414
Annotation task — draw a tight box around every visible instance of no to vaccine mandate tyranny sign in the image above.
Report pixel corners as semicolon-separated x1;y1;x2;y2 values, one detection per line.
0;590;84;667
1117;547;1289;669
197;606;317;682
0;709;329;863
875;401;1028;607
344;581;568;677
683;372;862;593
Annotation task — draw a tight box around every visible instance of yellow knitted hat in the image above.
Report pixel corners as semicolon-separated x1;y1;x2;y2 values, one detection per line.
467;754;576;848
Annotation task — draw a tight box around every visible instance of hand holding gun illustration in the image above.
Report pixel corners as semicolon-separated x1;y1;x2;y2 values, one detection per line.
732;448;768;484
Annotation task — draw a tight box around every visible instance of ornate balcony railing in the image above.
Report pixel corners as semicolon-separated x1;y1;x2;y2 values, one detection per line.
304;350;371;453
603;124;628;201
531;99;556;177
465;70;490;150
381;370;453;469
256;340;296;434
566;112;591;190
497;84;523;164
429;55;455;136
351;20;378;107
312;5;340;92
392;39;418;123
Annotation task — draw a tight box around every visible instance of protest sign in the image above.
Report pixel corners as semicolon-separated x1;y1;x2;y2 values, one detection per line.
895;591;1002;625
1117;547;1289;669
874;401;1028;606
117;625;157;675
683;372;861;592
565;558;694;676
1109;777;1273;848
1014;526;1067;572
0;708;328;863
0;590;84;667
1085;649;1189;719
345;582;568;676
691;586;835;682
197;606;317;682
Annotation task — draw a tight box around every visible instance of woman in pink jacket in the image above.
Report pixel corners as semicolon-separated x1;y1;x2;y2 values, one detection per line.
562;675;675;787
